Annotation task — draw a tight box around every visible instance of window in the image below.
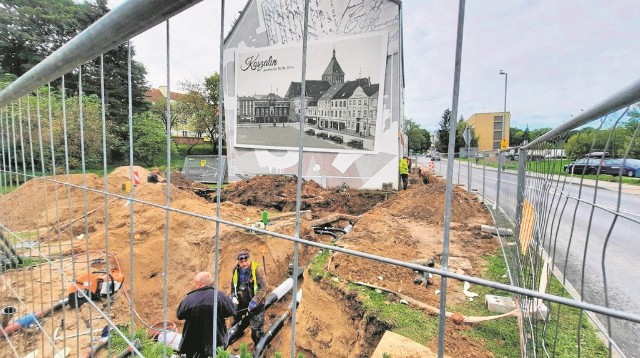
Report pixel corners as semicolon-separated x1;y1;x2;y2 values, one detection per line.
494;122;502;130
493;131;502;140
494;115;503;122
197;131;203;138
182;131;187;137
493;141;501;149
358;99;362;105
364;110;367;116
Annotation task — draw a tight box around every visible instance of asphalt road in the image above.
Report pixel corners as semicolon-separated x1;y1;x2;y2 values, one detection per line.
420;157;640;357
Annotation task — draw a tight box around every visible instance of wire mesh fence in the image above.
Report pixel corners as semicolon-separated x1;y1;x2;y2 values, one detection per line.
1;0;640;358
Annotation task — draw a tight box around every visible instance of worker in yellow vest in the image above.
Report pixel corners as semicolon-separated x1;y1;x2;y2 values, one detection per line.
230;249;270;346
399;156;410;190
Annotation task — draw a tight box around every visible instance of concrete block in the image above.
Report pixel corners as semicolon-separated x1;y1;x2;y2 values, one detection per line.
481;224;514;236
486;295;516;313
521;299;550;320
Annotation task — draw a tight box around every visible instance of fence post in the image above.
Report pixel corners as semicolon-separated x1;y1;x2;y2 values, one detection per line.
515;148;527;234
482;152;486;203
457;153;461;184
467;145;471;193
494;151;502;210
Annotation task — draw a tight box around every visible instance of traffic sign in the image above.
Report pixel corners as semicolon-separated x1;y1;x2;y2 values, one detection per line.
500;139;508;150
463;127;471;145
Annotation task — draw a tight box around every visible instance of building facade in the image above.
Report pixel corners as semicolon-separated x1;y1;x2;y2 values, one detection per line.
467;112;511;151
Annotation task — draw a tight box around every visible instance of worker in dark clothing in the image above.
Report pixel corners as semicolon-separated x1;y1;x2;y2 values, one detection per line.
230;249;270;346
177;272;235;358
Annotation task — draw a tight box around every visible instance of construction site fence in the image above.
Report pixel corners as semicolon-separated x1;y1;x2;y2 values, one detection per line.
1;0;640;357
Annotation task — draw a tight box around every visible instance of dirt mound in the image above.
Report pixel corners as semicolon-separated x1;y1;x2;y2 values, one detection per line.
109;165;150;179
168;172;209;189
221;175;387;215
0;170;500;358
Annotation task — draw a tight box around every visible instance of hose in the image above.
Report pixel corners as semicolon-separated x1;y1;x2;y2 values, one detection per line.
313;226;346;234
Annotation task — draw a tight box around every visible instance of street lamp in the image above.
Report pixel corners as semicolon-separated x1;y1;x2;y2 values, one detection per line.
499;70;508;148
495;70;508;210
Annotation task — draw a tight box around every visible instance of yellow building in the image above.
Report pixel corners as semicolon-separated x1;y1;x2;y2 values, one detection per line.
467;112;511;151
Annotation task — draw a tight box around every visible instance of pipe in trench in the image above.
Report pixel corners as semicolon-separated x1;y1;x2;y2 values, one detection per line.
225;275;301;348
253;289;303;358
313;226;346;234
0;298;68;338
312;229;336;239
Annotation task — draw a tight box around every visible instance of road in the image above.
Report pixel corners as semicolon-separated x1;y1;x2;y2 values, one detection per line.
420;157;640;357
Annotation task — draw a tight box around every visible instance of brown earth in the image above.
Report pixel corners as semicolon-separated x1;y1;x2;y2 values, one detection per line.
0;168;498;358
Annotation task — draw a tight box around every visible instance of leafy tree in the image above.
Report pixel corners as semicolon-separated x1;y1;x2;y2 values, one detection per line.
180;73;224;154
0;0;149;164
404;117;430;153
510;127;525;146
132;111;174;166
455;119;478;152
529;127;552;141
564;128;627;159
150;96;183;133
436;108;452;153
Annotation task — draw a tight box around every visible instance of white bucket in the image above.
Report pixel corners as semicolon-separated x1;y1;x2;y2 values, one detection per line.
157;330;182;351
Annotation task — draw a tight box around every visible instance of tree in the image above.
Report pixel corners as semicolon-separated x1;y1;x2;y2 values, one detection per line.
150;96;182;133
510;127;525;146
564;128;627;159
404;118;430;154
180;73;224;154
132;111;172;166
0;0;150;163
437;109;452;153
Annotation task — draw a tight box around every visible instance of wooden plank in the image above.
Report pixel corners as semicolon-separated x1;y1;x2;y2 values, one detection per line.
309;214;360;227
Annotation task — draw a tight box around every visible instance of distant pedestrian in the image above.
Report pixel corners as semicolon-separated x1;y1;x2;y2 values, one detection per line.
399;156;409;190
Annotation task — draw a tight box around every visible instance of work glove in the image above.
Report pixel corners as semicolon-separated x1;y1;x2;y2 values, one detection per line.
231;295;239;305
248;300;258;312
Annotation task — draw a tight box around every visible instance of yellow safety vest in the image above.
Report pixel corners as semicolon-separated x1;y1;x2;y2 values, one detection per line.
232;261;259;298
399;159;409;175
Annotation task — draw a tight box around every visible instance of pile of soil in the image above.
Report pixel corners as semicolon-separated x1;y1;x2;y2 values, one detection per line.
0;168;500;358
220;175;387;215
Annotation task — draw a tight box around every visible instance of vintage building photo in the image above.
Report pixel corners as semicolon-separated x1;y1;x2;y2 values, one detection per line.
234;32;387;152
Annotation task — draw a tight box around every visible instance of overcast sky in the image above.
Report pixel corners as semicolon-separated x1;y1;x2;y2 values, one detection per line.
108;0;640;132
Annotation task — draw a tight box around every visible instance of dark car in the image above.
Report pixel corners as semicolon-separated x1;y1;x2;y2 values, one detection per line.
329;134;343;144
316;132;329;139
305;128;315;136
347;139;364;149
601;158;640;177
564;158;604;175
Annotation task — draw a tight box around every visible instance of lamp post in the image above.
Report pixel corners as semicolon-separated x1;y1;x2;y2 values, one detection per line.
495;70;508;211
499;70;508;162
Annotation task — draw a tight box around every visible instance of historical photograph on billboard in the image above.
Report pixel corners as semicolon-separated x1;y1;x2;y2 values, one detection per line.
234;32;387;152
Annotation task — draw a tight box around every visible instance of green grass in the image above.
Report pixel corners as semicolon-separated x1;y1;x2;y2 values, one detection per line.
348;283;438;346
0;185;18;195
452;250;609;357
309;249;332;281
108;327;175;357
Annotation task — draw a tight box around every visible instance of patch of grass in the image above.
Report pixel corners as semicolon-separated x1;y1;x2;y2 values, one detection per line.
452;253;520;357
0;185;18;195
308;249;332;281
348;284;438;346
18;257;48;268
108;327;174;357
452;250;608;357
543;274;609;357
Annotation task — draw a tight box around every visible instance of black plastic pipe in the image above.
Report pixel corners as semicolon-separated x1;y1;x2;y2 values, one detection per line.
253;290;302;358
312;229;336;239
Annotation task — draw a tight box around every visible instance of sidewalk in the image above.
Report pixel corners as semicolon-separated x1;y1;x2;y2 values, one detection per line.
459;160;640;196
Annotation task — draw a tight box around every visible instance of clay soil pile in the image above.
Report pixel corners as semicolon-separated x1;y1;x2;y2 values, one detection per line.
0;168;499;358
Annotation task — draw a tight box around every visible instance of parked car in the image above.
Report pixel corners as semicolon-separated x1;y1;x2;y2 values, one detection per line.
601;158;640;177
305;128;315;136
564;158;608;175
431;152;441;161
584;151;611;158
347;139;364;149
316;132;329;139
329;134;343;144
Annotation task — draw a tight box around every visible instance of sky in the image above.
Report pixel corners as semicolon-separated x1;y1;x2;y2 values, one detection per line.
108;0;640;132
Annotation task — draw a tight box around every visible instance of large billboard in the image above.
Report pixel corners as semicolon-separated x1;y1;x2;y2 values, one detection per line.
235;32;387;152
223;0;403;189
